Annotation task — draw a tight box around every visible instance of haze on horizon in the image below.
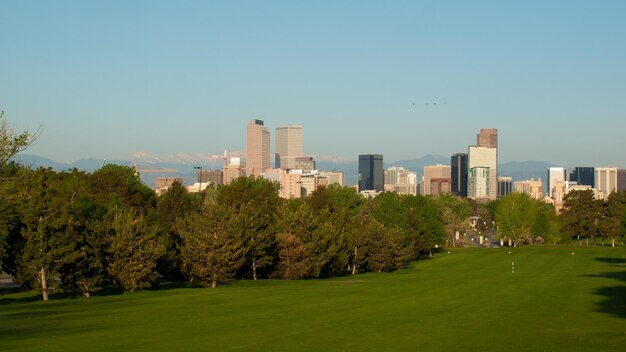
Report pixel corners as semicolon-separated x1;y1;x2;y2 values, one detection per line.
2;1;625;168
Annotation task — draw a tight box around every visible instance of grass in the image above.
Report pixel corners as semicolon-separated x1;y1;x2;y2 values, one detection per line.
1;246;625;351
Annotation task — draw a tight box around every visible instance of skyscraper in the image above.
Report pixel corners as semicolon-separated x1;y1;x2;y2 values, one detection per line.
497;177;512;198
246;119;270;176
451;153;468;197
275;125;303;170
422;164;451;196
359;154;384;192
547;167;567;198
468;128;497;200
569;167;595;188
595;167;618;200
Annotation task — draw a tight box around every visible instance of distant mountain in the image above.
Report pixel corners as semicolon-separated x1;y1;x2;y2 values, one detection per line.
499;160;557;183
389;155;450;175
15;153;561;192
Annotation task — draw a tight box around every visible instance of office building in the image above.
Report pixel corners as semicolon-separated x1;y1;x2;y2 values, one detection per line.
547;167;567;198
224;157;245;184
595;167;618;200
468;147;497;200
294;156;315;172
275;125;303;170
468;128;497;200
451;153;468;197
358;154;384;192
198;170;223;186
498;177;512;198
477;128;497;148
155;177;184;196
468;167;490;199
569;167;595;188
246;119;270;176
618;169;626;191
422;165;451;196
514;178;543;200
319;171;344;187
385;166;417;195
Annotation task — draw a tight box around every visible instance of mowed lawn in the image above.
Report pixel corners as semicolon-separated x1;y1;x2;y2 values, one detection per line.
1;246;625;352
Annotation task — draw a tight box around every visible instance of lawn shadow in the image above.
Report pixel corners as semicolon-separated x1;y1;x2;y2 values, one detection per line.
588;257;626;319
594;257;626;265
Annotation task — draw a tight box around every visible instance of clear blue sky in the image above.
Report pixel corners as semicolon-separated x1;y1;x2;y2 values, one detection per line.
2;1;625;166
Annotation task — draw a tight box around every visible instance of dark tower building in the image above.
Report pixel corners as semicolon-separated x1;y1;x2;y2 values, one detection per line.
358;154;384;192
569;167;595;188
451;153;468;197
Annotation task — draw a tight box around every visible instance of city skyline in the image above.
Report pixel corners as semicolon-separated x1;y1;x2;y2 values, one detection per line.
2;1;626;167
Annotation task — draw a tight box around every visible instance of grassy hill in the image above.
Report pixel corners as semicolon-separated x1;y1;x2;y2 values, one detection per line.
1;246;625;351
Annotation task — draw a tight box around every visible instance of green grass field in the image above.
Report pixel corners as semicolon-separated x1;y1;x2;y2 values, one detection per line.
1;246;625;351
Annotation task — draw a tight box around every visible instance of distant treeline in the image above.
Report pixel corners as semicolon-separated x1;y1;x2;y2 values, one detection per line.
1;163;624;301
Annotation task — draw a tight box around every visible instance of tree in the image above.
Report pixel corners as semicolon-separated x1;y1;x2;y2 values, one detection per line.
150;180;198;278
16;168;77;301
217;177;280;280
366;222;409;273
560;190;597;245
178;200;245;288
532;202;561;245
494;193;536;246
274;233;310;280
106;208;165;292
435;194;471;247
599;191;626;247
0;111;39;170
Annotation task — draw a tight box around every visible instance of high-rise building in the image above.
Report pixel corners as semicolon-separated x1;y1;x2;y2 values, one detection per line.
319;171;344;187
275;125;303;170
422;165;451;196
617;169;626;192
547;167;567;198
468;167;490;199
477;128;498;148
498;177;512;198
514;178;543;200
451;153;468;197
468;128;497;200
595;167;618;200
224;157;245;184
468;151;497;199
294;156;315;172
198;170;223;186
358;154;384;192
569;167;595;188
385;166;417;195
246;119;270;176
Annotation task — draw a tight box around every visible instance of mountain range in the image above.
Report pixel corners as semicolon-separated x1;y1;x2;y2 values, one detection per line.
16;154;556;190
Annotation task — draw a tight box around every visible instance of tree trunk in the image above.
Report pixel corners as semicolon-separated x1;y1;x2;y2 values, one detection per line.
40;266;48;302
429;249;432;257
586;237;589;246
352;246;357;276
252;258;257;281
612;237;615;248
211;279;217;288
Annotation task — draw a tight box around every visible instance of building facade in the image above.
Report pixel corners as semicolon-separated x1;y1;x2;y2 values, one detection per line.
246;119;270;176
422;164;451;196
546;167;567;198
569;167;595;188
514;178;543;200
275;125;303;170
358;154;384;192
595;167;618;200
451;153;468;197
497;176;512;198
468;145;497;200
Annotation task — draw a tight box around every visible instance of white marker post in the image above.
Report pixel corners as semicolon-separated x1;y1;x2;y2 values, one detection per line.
512;261;515;273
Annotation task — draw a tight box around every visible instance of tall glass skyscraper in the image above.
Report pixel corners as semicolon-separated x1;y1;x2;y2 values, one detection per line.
359;154;384;192
451;153;468;197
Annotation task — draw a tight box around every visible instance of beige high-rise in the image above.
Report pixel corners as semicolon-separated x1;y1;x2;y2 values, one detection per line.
246;119;270;176
422;165;451;196
275;125;303;170
468;128;498;200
